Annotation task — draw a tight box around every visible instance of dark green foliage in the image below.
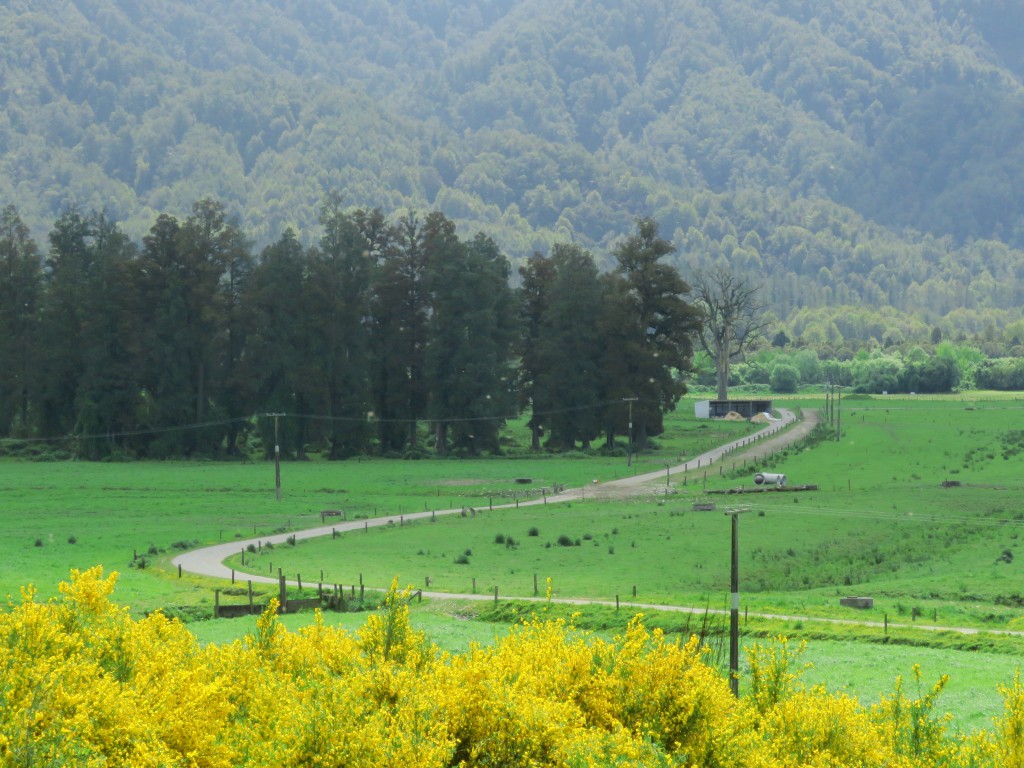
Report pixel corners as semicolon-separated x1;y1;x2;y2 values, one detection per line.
424;216;518;456
2;0;1024;351
0;207;41;437
601;218;701;448
770;364;801;394
519;244;606;451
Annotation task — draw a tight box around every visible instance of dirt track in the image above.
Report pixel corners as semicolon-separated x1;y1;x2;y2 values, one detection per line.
172;406;819;582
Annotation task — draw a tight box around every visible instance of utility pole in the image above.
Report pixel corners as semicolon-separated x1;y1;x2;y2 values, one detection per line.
265;413;285;500
623;397;638;467
725;506;752;697
835;385;843;442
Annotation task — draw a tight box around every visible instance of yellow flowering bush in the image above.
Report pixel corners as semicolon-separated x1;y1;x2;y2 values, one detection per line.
2;568;1023;767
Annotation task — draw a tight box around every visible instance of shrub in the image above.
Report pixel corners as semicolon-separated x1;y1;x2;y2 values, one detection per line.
67;535;77;545
528;526;539;537
557;535;573;547
34;538;43;548
454;553;470;565
494;533;507;544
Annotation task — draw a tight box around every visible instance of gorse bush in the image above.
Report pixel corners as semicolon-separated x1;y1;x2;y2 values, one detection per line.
0;568;1019;767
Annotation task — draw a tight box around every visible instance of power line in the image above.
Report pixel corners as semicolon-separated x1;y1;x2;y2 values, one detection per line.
0;397;658;444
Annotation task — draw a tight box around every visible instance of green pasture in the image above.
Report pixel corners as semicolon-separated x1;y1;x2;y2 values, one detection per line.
0;406;759;610
6;393;1024;731
227;395;1024;632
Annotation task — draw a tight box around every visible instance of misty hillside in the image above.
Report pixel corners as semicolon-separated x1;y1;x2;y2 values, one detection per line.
3;0;1024;334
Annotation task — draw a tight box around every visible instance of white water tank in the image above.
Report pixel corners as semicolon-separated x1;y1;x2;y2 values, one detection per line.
754;472;786;486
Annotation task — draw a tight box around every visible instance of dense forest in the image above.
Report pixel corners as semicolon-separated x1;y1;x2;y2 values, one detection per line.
3;0;1024;345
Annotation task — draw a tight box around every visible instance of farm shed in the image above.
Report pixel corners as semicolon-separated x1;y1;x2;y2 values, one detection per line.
694;399;774;419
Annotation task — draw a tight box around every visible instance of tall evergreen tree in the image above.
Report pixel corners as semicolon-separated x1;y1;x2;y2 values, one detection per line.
135;200;251;456
370;212;429;453
35;209;139;455
71;214;142;458
519;245;605;452
517;252;558;451
537;244;605;451
135;213;193;456
424;214;517;455
243;228;313;457
0;206;41;437
603;217;702;449
307;195;374;458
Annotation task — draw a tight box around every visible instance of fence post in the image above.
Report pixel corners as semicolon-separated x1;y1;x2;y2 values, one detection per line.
494;586;498;604
248;581;254;614
534;573;538;596
214;589;220;619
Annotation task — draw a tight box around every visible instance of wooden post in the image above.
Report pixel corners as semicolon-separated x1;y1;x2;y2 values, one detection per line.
177;564;182;578
493;586;498;604
279;572;287;613
616;595;619;611
231;569;235;584
248;581;254;614
472;577;476;594
632;585;637;598
214;589;220;618
534;573;538;596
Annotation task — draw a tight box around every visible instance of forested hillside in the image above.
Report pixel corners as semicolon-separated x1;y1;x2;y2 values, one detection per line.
3;0;1024;338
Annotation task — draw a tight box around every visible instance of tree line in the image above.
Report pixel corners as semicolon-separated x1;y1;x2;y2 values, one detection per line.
0;200;701;460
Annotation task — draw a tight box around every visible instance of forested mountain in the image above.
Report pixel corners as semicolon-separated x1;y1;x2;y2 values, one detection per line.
3;0;1024;338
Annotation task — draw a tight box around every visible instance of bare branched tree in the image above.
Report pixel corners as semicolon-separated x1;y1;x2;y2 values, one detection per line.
693;268;770;400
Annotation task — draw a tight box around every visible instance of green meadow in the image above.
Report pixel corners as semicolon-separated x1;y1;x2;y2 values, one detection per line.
4;393;1024;731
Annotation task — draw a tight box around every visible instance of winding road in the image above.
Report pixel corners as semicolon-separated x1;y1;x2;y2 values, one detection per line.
173;407;809;586
173;404;1024;639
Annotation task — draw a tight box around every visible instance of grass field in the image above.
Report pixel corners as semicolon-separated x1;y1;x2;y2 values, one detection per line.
5;393;1024;731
